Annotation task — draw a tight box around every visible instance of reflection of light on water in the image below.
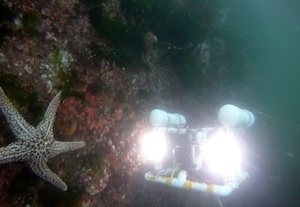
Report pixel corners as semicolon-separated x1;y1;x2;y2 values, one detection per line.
286;152;294;158
267;175;283;183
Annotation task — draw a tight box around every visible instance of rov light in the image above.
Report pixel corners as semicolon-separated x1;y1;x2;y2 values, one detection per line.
142;130;167;163
218;104;255;129
203;128;241;176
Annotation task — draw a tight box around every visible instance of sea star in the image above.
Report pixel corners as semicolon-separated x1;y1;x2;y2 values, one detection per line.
0;86;85;191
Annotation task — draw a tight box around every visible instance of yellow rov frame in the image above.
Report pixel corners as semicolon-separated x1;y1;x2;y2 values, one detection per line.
145;169;249;196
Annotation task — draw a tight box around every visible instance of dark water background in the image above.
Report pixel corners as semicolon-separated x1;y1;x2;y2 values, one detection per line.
215;0;300;206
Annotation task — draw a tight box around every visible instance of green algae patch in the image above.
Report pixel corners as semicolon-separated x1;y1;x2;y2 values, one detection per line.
0;73;44;121
52;46;64;64
79;152;107;178
57;68;85;101
137;88;154;102
88;8;147;71
22;10;41;42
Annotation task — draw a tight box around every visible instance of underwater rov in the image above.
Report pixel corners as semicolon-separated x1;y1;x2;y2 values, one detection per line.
142;104;255;196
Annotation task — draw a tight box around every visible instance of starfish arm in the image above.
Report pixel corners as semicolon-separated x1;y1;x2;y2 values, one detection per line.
48;141;85;158
29;156;68;191
0;87;36;140
0;141;32;164
37;91;62;139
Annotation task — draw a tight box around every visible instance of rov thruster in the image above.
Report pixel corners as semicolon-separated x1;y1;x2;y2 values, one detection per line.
142;104;255;196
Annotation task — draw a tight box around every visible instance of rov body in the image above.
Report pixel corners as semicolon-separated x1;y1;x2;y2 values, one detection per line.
142;105;255;196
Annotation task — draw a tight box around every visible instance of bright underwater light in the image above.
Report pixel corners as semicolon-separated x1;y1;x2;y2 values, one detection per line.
203;128;241;176
144;106;254;196
142;131;167;162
